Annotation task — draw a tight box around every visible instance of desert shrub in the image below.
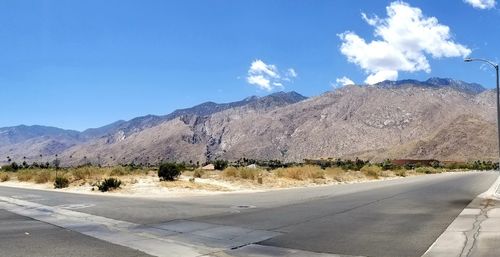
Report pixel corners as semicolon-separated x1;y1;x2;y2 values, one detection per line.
361;165;382;179
97;178;122;192
158;163;182;181
430;161;442;168
0;173;10;182
380;159;394;171
222;167;238;178
193;169;205;178
415;167;443;174
1;163;19;172
403;163;416;170
213;160;228;170
54;176;69;189
469;160;498;170
35;171;52;184
17;170;34;181
395;169;407;177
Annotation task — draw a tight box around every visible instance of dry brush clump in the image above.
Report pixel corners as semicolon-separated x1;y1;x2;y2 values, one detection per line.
274;166;325;180
360;165;383;179
34;171;53;184
222;167;261;180
415;167;445;174
0;172;10;182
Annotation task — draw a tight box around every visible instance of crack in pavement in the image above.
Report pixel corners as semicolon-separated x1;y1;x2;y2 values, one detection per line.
463;199;496;257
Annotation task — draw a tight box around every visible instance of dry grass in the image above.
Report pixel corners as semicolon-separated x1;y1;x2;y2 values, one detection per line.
7;166;152;185
222;167;261;180
193;169;205;178
34;171;53;184
324;167;350;182
274;166;325;180
0;163;454;194
160;180;230;191
415;167;445;174
360;165;382;179
0;173;10;182
17;170;35;182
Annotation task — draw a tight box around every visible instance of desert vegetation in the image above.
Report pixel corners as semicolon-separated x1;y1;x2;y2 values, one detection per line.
0;157;496;194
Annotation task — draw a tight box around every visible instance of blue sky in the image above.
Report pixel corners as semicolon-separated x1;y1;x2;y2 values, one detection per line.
1;0;499;131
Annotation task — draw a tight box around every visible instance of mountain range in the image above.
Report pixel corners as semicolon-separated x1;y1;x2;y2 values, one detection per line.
1;78;497;166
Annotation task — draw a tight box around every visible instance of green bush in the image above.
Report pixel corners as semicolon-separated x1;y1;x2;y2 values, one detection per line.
380;159;394;171
1;163;19;172
97;178;122;192
213;160;228;170
54;176;69;189
158;163;182;181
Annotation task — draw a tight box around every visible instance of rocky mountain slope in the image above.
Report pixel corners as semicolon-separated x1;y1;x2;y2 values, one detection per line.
1;78;497;166
0;91;306;163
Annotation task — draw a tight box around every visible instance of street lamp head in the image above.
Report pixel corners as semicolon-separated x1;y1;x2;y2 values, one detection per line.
464;58;473;62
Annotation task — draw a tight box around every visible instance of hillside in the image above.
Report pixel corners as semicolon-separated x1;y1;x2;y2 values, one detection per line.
1;78;497;166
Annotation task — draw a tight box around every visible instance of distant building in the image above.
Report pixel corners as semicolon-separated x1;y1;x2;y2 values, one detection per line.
201;164;215;170
246;164;258;169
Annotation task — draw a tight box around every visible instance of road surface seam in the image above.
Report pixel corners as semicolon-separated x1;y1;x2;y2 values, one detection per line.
0;196;289;257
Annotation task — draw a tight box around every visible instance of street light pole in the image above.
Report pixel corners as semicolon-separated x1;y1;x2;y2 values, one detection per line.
465;58;500;171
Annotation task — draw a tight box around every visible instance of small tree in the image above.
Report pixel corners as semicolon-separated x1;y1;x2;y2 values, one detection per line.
158;163;182;181
10;162;19;171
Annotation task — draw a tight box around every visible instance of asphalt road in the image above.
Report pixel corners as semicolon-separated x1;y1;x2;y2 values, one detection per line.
0;172;497;257
0;209;152;257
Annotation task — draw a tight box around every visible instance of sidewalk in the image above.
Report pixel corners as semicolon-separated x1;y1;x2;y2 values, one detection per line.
423;173;500;257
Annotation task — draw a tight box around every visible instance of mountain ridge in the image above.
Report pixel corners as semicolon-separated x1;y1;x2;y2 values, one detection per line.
374;77;486;94
0;78;497;165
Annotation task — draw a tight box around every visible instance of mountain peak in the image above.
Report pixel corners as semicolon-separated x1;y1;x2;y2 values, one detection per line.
374;77;486;94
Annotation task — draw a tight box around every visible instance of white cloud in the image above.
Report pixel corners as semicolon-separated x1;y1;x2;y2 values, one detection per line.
339;1;471;85
287;68;298;78
335;76;355;86
464;0;496;9
246;60;297;91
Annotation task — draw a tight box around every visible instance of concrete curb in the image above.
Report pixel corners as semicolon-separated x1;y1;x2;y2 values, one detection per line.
423;173;500;257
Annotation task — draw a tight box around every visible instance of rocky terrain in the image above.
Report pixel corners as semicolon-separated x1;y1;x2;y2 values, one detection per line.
1;78;497;166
